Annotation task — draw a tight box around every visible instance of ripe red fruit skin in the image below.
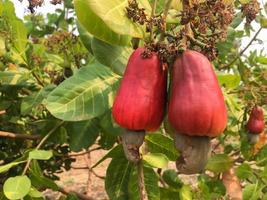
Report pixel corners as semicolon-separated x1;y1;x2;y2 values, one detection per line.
246;106;265;134
168;50;227;137
112;47;167;131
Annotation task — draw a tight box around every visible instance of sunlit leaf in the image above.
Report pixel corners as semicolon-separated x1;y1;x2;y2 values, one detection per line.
45;63;120;121
3;176;31;199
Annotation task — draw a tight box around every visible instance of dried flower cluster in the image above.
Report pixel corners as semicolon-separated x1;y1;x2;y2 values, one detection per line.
126;0;147;25
45;31;78;53
241;0;260;25
45;31;87;69
126;0;235;61
181;0;235;60
18;0;62;13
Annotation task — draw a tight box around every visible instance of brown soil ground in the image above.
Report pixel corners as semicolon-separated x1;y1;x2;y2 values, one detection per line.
43;145;199;200
43;146;110;200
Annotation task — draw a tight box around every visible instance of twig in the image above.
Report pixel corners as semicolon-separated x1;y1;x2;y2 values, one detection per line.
0;110;6;115
68;147;101;157
149;0;158;42
157;168;166;187
32;71;45;87
221;27;262;69
22;121;65;175
186;34;210;49
0;131;41;140
71;166;106;179
83;149;92;194
180;0;191;50
159;0;173;41
137;161;148;200
58;186;95;200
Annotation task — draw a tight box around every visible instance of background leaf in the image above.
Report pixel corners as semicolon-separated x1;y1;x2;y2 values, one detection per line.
45;63;120;121
74;0;131;46
143;153;169;168
3;176;31;199
105;156;133;200
91;37;133;75
145;133;179;161
66;119;99;152
206;154;233;173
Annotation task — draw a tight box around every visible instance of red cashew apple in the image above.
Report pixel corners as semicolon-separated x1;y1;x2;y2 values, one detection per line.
246;106;265;144
168;50;227;174
112;47;167;162
246;106;264;134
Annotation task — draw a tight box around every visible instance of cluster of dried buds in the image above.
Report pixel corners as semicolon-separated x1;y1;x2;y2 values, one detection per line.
126;0;148;25
126;0;236;61
241;0;260;25
180;0;235;60
126;0;164;34
45;31;78;53
18;0;62;13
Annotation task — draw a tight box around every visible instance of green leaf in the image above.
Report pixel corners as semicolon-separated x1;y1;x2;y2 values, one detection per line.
0;161;26;174
99;110;123;149
143;153;169;168
179;185;192;200
236;163;253;179
91;37;133;75
66;119;99;152
9;19;28;63
256;56;267;64
128;165;160;200
0;71;26;85
162;169;182;189
0;37;6;56
105;157;133;200
92;144;124;168
45;63;120;121
29;160;58;191
2;1;27;63
77;0;150;38
205;154;233;173
243;184;261;200
260;17;267;28
145;133;179;161
0;1;3;16
29;150;53;160
99;110;123;137
160;188;180;200
256;145;267;166
3;176;31;199
28;188;43;198
77;21;93;54
217;74;241;89
21;85;55;115
74;0;131;46
230;12;244;28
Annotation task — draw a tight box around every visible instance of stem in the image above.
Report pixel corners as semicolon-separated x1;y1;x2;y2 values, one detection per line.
180;0;191;50
159;0;173;41
221;27;262;69
149;0;158;42
0;131;41;140
186;34;209;48
137;161;148;200
68;147;101;157
71;166;106;179
22;121;65;175
0;110;6;115
32;71;45;87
